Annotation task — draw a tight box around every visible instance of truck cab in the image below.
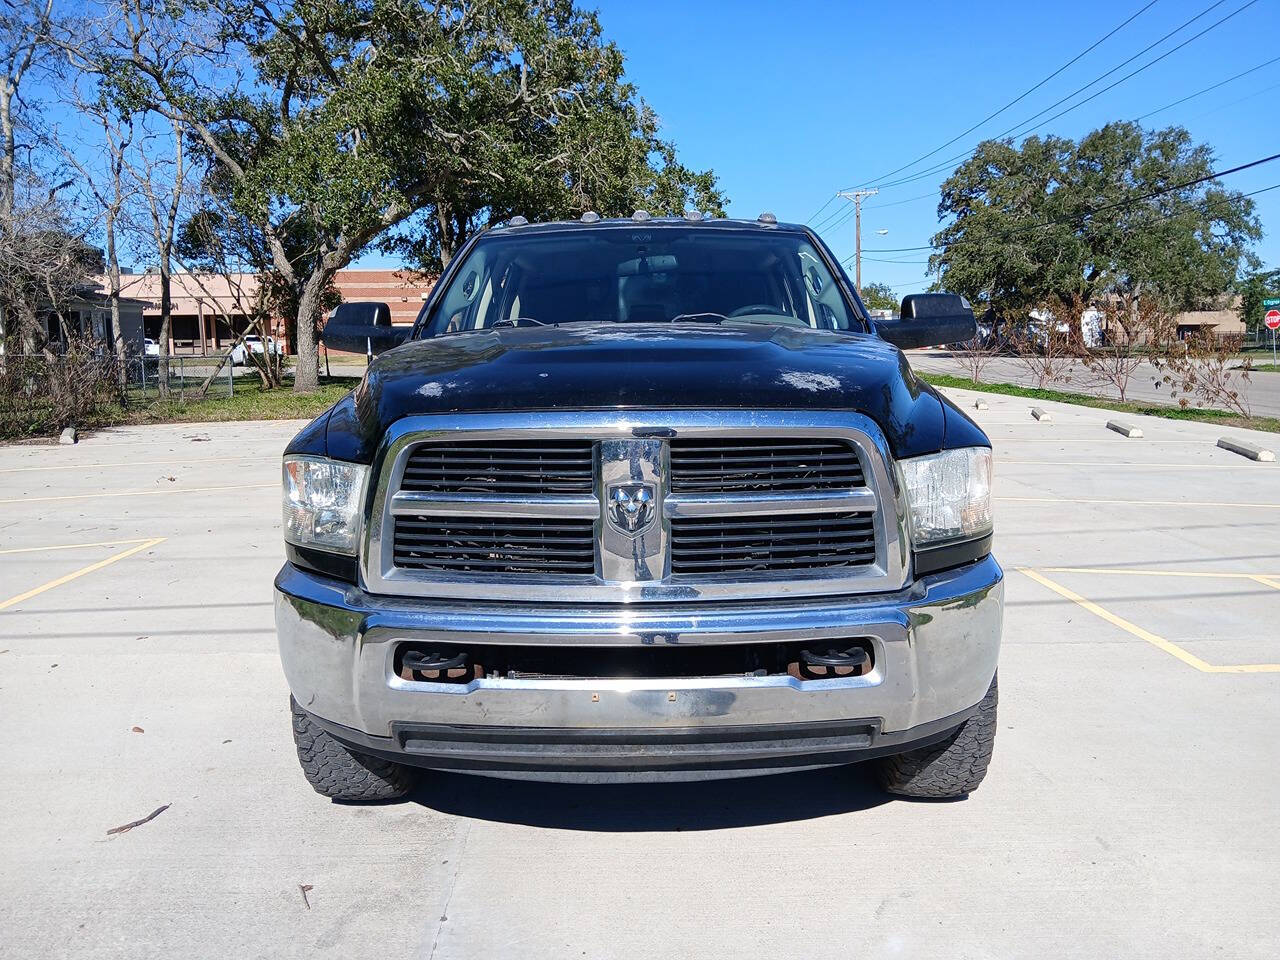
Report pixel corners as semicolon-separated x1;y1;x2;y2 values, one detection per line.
277;214;1001;800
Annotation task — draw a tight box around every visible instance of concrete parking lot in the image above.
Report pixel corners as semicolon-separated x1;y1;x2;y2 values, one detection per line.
1;390;1278;959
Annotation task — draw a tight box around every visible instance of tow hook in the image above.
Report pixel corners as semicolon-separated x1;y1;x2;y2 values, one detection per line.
789;645;871;680
400;650;482;683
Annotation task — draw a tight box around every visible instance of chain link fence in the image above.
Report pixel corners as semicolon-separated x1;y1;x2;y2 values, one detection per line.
125;355;239;403
1;348;250;439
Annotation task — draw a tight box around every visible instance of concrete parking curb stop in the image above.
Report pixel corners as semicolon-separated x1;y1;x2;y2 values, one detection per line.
1106;420;1143;438
1216;437;1276;461
1030;407;1052;422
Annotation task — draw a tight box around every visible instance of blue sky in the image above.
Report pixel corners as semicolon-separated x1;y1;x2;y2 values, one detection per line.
590;0;1280;300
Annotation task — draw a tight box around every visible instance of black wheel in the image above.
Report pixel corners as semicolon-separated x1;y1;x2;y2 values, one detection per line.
290;697;417;801
878;674;997;799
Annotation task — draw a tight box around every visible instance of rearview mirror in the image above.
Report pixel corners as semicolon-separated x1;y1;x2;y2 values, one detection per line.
321;302;410;357
874;293;976;351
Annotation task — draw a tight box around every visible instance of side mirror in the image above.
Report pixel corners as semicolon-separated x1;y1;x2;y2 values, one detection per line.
874;293;976;350
320;302;409;357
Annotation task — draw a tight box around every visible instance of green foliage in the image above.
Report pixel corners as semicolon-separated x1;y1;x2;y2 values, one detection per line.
931;122;1262;326
124;0;724;269
109;0;725;390
858;281;898;312
1236;268;1280;335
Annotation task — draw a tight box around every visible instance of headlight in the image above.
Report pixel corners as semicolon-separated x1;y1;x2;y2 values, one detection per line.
898;446;992;547
282;456;369;554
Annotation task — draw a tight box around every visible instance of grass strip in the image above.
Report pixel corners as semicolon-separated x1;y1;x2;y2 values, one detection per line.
918;373;1280;434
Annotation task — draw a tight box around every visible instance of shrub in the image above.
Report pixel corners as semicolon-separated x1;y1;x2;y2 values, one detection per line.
0;339;125;439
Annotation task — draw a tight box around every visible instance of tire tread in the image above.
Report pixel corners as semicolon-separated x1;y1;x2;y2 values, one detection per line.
291;697;416;801
878;674;997;798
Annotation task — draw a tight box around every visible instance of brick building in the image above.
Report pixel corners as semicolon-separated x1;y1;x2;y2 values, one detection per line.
106;268;437;355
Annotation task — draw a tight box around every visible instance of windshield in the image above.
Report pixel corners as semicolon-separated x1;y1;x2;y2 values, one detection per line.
421;226;865;337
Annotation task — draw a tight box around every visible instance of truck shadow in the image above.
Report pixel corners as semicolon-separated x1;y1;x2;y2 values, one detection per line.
409;764;892;830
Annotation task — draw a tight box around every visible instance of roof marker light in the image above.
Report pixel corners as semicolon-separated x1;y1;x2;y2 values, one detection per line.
631;209;651;222
581;211;600;223
509;216;528;226
683;209;702;221
757;212;778;224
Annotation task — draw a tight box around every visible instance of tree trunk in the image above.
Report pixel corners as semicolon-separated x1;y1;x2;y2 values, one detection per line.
436;202;456;268
293;274;326;393
15;303;38;353
0;79;15;228
104;208;128;393
157;259;173;396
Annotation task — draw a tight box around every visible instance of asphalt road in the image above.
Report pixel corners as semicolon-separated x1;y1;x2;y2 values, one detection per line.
1;394;1278;959
907;351;1280;418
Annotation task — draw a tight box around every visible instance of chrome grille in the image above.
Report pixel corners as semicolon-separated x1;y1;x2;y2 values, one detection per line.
400;440;594;495
670;512;877;574
393;515;596;574
669;438;864;493
364;411;906;603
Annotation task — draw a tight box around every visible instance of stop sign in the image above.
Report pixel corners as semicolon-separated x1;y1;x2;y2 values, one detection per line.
1266;309;1280;331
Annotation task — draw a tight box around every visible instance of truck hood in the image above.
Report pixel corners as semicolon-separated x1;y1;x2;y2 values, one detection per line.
321;322;949;462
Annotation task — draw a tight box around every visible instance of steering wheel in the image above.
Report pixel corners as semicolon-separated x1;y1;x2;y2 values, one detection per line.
728;303;780;318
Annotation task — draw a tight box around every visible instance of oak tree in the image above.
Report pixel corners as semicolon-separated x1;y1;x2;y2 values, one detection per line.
111;0;725;392
930;122;1261;334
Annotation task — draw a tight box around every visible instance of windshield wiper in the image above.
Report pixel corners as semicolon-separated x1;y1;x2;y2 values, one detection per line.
669;312;727;324
493;316;547;327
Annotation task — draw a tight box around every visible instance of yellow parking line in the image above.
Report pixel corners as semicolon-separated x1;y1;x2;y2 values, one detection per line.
1039;567;1280;580
1019;568;1280;674
998;496;1280;509
0;538;166;612
1250;576;1280;592
0;456;274;474
1;483;275;505
0;538;155;556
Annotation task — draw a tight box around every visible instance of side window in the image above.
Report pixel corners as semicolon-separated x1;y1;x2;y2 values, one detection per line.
798;246;852;330
438;251;490;332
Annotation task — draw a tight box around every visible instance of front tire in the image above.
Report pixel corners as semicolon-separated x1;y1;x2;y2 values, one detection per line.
877;674;997;799
290;697;417;801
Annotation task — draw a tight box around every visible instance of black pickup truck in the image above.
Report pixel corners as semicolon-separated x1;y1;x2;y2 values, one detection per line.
277;214;1002;801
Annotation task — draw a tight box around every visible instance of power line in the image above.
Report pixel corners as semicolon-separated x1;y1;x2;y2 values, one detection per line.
815;189;943;237
1051;151;1280;226
1240;182;1280;199
812;0;1262;241
848;0;1161;190
864;190;939;211
810;197;857;232
857;150;1280;254
1187;79;1280;123
1134;54;1280;121
868;0;1258;193
814;188;942;238
804;194;839;225
857;255;933;264
993;1;1262;149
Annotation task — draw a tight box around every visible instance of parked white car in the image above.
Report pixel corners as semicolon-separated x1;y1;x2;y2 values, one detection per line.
143;338;160;357
230;335;284;365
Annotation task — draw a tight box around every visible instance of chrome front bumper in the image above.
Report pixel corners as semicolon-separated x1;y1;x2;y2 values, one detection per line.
275;556;1002;772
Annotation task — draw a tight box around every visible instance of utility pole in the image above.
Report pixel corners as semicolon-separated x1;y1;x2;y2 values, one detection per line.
837;189;878;295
